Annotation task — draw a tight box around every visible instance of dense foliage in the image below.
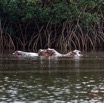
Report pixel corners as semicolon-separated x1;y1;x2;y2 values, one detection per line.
0;0;104;52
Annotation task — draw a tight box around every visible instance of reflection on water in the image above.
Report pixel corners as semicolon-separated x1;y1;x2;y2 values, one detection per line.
0;52;104;102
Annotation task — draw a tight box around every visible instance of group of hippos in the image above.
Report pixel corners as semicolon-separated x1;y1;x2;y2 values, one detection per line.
13;48;83;59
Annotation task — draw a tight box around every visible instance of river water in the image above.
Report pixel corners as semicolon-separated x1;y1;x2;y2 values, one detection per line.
0;52;104;103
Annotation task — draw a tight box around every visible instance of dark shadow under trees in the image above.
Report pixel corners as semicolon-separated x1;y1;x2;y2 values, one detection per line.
0;0;104;53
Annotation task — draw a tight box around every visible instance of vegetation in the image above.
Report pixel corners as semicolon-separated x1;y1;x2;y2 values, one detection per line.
0;0;104;52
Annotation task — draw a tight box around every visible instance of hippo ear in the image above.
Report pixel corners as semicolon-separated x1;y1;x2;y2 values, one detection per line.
13;51;18;54
48;48;50;50
38;49;42;54
38;51;42;56
13;51;16;55
13;51;18;55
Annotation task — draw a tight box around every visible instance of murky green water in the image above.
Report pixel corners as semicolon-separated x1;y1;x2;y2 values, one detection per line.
0;52;104;103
